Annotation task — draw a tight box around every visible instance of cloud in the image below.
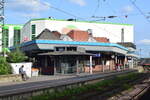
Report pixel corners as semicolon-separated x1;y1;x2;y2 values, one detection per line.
69;0;86;6
138;39;150;45
122;5;134;13
6;0;50;18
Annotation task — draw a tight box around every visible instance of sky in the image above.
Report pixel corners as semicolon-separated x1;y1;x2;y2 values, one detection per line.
4;0;150;57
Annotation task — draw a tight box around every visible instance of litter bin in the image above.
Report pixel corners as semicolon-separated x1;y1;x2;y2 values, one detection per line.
32;68;39;76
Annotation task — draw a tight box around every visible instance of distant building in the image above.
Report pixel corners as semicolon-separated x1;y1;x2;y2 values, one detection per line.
0;24;23;52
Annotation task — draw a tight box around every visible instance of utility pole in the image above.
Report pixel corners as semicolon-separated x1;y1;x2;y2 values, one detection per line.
0;0;4;53
139;48;142;58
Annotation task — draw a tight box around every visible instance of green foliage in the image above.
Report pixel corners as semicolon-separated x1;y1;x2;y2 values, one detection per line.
30;72;143;100
0;56;12;75
7;49;28;63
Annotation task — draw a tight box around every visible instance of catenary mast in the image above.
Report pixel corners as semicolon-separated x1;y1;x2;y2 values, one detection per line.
0;0;4;52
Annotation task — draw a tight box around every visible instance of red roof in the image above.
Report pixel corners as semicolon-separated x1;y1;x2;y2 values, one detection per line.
94;37;110;43
67;30;89;41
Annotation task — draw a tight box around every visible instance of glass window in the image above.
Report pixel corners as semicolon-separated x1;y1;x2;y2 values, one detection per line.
67;47;77;51
14;30;21;46
31;25;36;40
2;29;9;48
55;47;65;51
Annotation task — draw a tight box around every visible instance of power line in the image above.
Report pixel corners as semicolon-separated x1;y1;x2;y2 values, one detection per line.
105;1;125;23
41;1;124;40
92;0;100;16
129;0;150;23
40;1;87;21
50;6;85;20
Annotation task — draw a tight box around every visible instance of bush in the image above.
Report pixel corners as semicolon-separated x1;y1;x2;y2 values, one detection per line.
7;49;28;63
0;56;12;75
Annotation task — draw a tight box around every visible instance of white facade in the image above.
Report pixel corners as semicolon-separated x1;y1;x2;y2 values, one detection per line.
21;19;134;43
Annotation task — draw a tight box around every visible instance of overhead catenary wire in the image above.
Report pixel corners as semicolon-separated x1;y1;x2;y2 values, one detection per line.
92;0;100;17
91;0;124;39
50;6;85;20
129;0;150;23
40;1;125;40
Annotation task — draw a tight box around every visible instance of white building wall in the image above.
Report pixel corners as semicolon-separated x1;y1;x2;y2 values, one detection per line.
31;20;46;36
9;26;14;47
21;19;134;43
21;22;31;42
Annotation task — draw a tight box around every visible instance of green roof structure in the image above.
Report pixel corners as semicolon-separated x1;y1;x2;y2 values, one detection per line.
31;18;133;26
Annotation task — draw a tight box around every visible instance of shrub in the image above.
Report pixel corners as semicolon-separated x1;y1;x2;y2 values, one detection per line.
0;56;12;75
7;49;28;63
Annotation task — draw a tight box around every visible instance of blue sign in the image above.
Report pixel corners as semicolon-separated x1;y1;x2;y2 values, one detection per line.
93;53;101;57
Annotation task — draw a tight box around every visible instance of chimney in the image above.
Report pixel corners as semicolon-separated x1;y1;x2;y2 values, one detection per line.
87;29;93;36
121;28;124;42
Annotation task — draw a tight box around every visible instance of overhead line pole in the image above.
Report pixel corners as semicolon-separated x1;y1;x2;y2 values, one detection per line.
0;0;4;53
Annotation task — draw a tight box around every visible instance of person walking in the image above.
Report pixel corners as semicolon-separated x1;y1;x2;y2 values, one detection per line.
19;65;27;81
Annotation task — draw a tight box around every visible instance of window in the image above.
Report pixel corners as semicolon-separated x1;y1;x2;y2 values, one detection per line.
55;47;65;51
67;47;77;51
14;30;21;46
55;47;77;52
31;25;36;40
2;29;9;48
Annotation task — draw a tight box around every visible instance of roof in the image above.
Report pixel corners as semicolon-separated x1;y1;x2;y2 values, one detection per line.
36;29;60;40
94;37;109;43
67;30;89;41
0;24;23;30
38;51;93;56
117;42;136;49
18;40;128;51
30;18;133;26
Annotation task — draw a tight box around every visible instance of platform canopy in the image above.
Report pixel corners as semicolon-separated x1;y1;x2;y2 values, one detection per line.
38;51;93;56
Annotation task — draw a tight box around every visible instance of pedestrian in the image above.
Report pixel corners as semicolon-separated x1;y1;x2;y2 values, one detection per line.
19;65;27;81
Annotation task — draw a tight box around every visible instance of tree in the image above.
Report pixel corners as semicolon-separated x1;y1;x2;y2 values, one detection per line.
7;49;28;63
0;56;11;75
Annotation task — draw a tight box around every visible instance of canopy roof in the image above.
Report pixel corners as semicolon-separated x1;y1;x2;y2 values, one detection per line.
38;51;93;56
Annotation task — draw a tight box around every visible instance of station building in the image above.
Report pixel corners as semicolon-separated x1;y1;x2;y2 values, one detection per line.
1;18;137;75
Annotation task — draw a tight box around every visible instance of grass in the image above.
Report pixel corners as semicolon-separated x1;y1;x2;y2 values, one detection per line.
29;72;144;100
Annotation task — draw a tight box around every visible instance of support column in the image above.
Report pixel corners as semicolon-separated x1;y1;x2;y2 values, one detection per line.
76;58;79;75
115;56;118;71
102;60;105;72
54;57;57;75
90;56;93;74
124;56;127;70
131;57;134;69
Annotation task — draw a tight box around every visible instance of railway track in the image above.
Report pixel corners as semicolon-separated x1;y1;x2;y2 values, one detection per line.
0;70;137;99
108;73;150;100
